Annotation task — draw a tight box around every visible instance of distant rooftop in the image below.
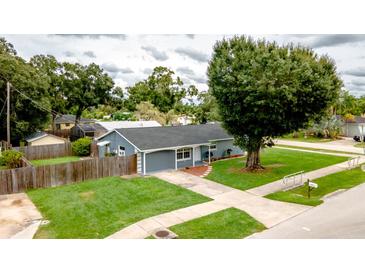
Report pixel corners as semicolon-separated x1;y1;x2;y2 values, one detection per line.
336;114;365;124
96;121;161;131
55;114;95;124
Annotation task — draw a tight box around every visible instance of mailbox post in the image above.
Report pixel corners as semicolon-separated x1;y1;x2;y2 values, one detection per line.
307;179;318;198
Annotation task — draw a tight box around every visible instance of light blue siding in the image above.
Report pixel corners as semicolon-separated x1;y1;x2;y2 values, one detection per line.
201;139;243;161
97;131;136;158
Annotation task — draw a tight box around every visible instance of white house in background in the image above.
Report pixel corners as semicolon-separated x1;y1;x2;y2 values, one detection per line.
336;115;365;137
177;115;194;125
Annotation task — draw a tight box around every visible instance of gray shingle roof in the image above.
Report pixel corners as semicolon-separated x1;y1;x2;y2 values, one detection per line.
77;123;106;132
55;114;95;124
115;123;233;150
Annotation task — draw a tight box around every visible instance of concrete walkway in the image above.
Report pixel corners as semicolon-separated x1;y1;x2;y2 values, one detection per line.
248;155;365;196
107;171;310;239
277;139;364;154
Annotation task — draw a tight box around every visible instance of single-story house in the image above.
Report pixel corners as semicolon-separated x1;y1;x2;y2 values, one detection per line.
336;115;365;137
53;114;95;130
25;132;67;146
96;123;243;175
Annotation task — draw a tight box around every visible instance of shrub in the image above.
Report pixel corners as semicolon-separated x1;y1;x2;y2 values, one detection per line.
0;150;23;169
72;137;92;156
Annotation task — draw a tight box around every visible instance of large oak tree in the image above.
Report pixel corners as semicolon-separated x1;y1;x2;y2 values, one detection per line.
208;36;342;170
61;62;114;124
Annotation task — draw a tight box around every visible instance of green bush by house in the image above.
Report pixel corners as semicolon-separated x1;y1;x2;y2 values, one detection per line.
0;150;23;168
72;137;92;156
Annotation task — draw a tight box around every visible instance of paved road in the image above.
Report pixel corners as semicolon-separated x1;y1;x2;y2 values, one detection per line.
276;139;364;154
249;183;365;239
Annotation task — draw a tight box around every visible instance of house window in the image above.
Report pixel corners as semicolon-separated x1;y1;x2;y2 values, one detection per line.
177;148;191;161
118;145;126;157
56;124;61;130
65;123;70;126
209;144;217;151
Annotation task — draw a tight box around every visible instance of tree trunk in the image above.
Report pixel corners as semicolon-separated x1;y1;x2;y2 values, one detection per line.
245;147;264;170
75;107;83;126
51;113;57;132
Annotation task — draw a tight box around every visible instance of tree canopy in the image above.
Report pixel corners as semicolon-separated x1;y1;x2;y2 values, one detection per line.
61;62;114;124
208;36;342;169
0;39;51;144
30;54;67;130
333;89;365;116
126;66;198;113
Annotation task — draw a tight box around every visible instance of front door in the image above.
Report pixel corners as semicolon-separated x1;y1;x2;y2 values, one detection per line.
194;146;201;162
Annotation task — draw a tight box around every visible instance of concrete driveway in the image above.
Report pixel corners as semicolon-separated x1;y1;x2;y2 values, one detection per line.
249;183;365;239
0;193;42;239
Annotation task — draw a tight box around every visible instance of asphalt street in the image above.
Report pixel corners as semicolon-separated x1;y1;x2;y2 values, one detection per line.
249;183;365;239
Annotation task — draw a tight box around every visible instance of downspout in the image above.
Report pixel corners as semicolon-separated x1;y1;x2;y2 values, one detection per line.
175;149;177;170
192;146;195;167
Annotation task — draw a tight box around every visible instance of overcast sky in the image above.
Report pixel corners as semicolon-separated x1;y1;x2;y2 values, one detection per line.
3;34;365;97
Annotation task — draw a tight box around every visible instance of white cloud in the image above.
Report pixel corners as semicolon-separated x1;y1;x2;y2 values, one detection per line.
141;45;168;61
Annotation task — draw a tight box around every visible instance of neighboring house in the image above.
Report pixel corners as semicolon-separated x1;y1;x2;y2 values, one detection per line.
70;123;106;141
337;115;365;137
25;132;67;146
53;114;95;130
96;123;243;175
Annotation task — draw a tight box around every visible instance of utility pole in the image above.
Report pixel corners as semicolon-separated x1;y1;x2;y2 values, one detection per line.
6;81;10;146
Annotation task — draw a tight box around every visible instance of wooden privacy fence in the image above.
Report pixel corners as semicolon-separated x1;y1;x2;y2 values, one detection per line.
13;142;73;160
0;155;137;195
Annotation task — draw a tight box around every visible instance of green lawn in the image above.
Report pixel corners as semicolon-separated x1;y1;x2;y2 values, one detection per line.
206;148;347;191
280;132;333;143
266;167;365;206
169;208;266;239
28;176;210;239
354;143;365;148
30;156;81;166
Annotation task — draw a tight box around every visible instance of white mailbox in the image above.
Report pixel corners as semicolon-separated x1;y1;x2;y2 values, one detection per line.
308;182;318;188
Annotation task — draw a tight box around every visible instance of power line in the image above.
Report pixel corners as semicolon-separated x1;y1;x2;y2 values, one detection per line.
0;73;80;124
0;95;6;117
